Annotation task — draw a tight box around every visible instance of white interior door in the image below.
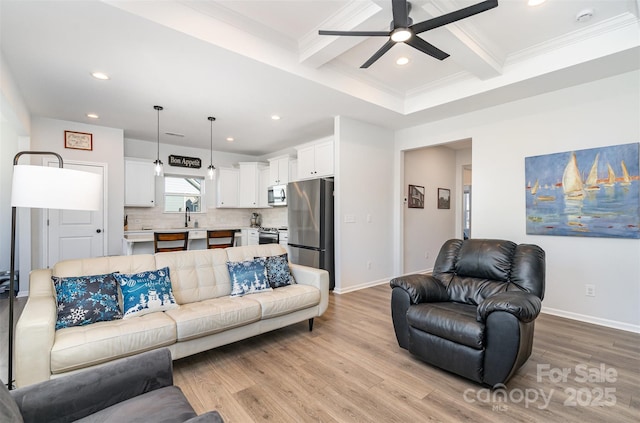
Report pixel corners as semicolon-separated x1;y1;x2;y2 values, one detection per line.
46;161;105;267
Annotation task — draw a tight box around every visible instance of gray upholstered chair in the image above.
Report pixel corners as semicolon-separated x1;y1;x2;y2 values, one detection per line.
1;348;223;423
390;238;545;387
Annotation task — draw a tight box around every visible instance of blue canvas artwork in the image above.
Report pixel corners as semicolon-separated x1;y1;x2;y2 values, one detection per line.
525;143;640;239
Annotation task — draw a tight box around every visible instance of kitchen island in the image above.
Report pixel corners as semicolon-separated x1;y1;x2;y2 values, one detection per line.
123;228;244;255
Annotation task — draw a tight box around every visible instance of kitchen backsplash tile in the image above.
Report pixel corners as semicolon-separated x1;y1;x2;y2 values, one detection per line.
124;206;287;230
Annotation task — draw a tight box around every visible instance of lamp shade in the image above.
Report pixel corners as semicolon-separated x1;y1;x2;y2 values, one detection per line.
11;165;102;211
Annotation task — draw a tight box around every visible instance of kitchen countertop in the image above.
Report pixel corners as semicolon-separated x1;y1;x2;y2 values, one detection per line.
124;227;247;242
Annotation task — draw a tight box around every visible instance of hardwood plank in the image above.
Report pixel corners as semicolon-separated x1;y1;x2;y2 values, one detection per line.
3;285;639;423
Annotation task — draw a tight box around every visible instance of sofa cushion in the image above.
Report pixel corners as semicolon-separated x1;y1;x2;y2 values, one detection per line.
165;297;262;341
115;267;178;319
53;273;122;330
406;302;484;350
227;258;271;297
73;386;197;423
226;244;287;262
249;284;321;319
51;312;176;374
155;249;231;304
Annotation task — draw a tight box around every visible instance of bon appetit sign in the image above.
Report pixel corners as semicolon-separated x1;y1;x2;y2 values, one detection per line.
168;155;201;169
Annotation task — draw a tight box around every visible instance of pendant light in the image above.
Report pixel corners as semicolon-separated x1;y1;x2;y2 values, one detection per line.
207;116;216;180
153;105;164;176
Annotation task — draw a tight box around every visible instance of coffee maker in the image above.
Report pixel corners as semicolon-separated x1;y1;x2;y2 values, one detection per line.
250;212;261;228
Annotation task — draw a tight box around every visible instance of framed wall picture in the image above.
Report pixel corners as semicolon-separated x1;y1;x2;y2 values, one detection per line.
438;188;451;209
64;130;93;151
408;184;425;208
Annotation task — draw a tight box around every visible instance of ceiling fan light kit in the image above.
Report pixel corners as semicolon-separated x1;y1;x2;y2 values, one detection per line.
319;0;499;68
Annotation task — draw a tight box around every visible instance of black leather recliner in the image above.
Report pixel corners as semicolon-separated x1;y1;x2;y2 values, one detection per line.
390;238;545;387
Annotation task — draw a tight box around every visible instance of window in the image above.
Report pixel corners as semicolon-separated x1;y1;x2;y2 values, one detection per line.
164;175;203;213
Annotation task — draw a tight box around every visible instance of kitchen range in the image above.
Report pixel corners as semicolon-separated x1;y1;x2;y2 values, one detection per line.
258;227;289;248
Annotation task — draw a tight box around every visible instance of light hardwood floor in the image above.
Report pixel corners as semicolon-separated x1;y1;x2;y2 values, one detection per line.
3;285;639;422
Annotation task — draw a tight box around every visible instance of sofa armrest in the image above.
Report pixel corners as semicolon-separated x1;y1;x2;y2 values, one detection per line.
477;291;542;323
12;348;174;423
389;274;448;304
185;410;225;423
289;263;330;316
15;295;57;388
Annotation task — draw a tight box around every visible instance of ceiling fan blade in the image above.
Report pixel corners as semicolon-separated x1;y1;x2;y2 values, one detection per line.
411;0;498;35
391;0;409;28
361;39;395;68
405;37;450;60
319;30;390;37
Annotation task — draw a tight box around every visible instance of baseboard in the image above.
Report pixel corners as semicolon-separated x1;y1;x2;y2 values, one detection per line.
542;307;640;334
333;268;434;295
333;278;389;295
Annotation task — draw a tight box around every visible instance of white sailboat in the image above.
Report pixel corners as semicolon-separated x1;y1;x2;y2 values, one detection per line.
620;160;631;186
531;179;539;195
584;153;600;191
603;163;616;187
562;152;584;198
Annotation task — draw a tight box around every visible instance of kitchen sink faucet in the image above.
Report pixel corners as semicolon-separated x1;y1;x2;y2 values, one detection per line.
185;206;190;228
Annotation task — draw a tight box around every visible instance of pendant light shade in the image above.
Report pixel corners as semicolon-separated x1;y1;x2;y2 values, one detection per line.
207;116;216;180
153;105;164;176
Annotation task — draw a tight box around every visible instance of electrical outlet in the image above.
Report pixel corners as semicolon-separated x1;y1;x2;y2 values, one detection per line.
424;251;429;259
367;261;372;270
585;284;596;297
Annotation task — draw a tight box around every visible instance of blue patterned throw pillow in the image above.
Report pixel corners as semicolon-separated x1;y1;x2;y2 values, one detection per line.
255;253;296;288
227;258;272;297
53;273;122;330
114;267;178;319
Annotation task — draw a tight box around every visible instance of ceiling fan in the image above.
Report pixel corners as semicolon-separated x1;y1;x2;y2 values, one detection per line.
319;0;498;68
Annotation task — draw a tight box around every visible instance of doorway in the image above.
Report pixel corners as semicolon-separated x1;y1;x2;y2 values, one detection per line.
45;160;107;267
462;165;472;239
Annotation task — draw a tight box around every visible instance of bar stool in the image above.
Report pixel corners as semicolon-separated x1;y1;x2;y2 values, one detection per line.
206;230;235;249
154;231;189;253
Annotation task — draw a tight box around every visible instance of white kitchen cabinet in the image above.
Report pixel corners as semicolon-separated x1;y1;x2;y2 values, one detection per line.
124;158;155;207
258;166;270;208
216;167;239;208
239;162;269;208
296;138;334;180
240;228;259;246
268;155;290;186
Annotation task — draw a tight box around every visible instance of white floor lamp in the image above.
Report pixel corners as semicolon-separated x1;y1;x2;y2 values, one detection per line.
7;151;101;389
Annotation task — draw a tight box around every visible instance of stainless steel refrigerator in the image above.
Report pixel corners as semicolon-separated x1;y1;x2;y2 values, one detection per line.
287;178;334;290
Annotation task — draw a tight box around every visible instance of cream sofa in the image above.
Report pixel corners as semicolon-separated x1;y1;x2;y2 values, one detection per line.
15;244;329;387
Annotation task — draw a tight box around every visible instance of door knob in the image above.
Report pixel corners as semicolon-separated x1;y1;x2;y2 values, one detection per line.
96;229;102;233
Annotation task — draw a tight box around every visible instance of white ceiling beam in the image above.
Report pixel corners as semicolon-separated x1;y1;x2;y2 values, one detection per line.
421;1;504;80
299;0;384;68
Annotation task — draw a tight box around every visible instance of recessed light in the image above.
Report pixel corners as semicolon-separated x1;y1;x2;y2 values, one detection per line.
91;72;110;80
271;115;281;121
86;113;99;119
527;0;546;6
226;137;234;142
396;57;410;66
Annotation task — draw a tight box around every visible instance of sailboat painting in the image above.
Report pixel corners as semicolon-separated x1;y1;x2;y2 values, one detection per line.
525;142;639;239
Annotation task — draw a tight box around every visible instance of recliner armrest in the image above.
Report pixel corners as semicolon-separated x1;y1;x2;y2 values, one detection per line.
477;291;542;323
390;274;448;304
12;348;175;423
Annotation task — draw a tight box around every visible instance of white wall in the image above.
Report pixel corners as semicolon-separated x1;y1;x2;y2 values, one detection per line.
1;52;31;292
395;70;640;331
30;117;125;263
403;146;457;273
334;116;394;293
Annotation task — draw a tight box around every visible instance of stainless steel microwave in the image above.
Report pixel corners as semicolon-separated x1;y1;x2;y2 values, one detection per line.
268;184;287;206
